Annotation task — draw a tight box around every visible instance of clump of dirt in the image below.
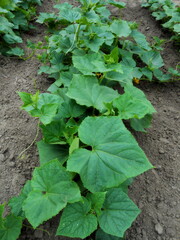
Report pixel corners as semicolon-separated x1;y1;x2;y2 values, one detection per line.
0;0;179;240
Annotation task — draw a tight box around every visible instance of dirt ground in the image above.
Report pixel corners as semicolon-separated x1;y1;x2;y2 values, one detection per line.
0;0;179;239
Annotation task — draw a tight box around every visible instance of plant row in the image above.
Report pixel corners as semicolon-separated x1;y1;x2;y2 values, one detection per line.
0;0;179;239
142;0;180;43
0;0;42;56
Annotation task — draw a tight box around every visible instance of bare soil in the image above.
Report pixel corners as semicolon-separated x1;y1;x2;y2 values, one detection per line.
0;0;179;240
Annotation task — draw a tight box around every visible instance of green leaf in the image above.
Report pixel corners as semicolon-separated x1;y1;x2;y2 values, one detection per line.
108;0;126;8
7;47;24;56
0;204;5;227
173;23;180;33
96;228;123;240
56;198;98;239
153;69;171;82
67;117;153;192
41;120;66;144
130;114;153;132
69;137;79;155
106;66;134;85
141;67;153;80
60;7;81;23
87;192;106;216
0;16;14;34
8;181;32;218
72;53;110;75
0;204;22;240
0;215;22;240
20;92;63;125
36;12;56;23
110;20;131;37
84;37;105;52
56;89;86;118
104;47;119;64
37;140;69;165
131;30;151;51
140;51;164;70
98;188;140;237
23;160;81;228
3;34;22;44
113;85;156;119
67;74;119;112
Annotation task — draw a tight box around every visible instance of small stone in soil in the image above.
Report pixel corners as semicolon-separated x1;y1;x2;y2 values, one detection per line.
155;223;163;235
0;153;5;162
159;148;165;154
8;161;15;167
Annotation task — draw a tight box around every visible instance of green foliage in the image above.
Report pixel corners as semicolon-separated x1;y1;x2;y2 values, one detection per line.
142;0;180;43
5;0;178;239
0;0;42;55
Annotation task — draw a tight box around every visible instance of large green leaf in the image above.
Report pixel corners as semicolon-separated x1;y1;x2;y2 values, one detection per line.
110;20;131;37
67;74;119;112
37;140;69;165
56;198;97;239
98;188;140;237
113;85;156;119
67;117;153;192
23;160;81;228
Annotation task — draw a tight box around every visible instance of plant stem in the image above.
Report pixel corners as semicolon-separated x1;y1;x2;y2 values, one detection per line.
18;120;40;159
66;24;81;55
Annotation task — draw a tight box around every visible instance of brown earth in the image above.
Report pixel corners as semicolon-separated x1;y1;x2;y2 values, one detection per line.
0;0;179;239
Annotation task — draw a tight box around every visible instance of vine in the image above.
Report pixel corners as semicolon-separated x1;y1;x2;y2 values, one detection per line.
0;0;179;239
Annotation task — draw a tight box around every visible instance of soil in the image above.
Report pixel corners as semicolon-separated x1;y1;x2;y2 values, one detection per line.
0;0;179;240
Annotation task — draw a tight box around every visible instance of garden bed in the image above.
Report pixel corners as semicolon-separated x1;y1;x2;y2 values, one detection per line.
0;0;179;239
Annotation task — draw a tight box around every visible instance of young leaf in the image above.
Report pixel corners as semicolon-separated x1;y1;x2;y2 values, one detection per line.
56;198;98;239
37;140;69;165
87;192;106;216
67;117;153;192
98;188;140;237
67;74;119;112
23;160;81;228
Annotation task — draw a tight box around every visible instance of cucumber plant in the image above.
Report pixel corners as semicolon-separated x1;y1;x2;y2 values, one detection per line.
0;0;42;56
142;0;180;43
0;0;177;239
